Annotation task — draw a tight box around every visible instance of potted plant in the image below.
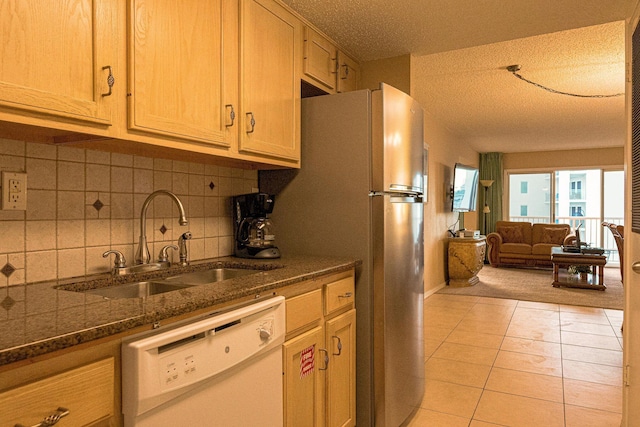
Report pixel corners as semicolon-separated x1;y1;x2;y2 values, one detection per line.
568;265;592;281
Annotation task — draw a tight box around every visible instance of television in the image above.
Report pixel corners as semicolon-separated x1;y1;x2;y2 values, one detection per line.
452;163;479;212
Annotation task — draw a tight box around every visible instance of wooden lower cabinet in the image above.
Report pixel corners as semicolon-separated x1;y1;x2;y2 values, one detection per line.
282;271;356;427
283;326;325;426
325;309;356;427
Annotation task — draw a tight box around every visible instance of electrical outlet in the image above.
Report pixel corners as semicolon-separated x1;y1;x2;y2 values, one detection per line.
1;172;27;211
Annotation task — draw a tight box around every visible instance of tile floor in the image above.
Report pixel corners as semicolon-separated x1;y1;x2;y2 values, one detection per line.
408;294;623;427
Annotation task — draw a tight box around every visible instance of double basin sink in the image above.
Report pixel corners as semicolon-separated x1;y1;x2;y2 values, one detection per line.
78;268;260;299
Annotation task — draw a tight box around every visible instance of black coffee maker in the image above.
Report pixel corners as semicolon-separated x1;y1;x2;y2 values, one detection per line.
233;193;281;259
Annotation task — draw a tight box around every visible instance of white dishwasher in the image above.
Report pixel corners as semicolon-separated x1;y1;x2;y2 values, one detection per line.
121;296;285;427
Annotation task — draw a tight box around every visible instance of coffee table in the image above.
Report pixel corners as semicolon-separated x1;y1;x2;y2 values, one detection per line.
551;247;607;291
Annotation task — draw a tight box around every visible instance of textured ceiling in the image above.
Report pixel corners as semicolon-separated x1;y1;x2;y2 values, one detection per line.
282;0;635;153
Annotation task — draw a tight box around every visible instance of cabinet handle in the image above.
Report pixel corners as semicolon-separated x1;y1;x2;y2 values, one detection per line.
246;112;256;133
338;292;353;298
15;407;69;427
341;64;350;80
318;348;330;370
332;335;342;356
101;65;114;97
331;57;338;74
225;104;235;127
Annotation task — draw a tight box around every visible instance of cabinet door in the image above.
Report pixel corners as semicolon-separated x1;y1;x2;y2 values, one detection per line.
128;0;231;146
283;326;324;427
336;51;359;93
0;0;116;126
239;0;301;162
303;26;337;93
325;309;356;427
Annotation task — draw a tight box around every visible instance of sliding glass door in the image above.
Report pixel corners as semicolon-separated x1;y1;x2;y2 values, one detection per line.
507;169;623;265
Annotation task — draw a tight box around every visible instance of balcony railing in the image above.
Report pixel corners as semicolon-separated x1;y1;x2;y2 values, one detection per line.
508;216;623;264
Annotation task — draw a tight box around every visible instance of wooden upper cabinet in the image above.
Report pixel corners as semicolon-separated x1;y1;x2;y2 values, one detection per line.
0;0;116;126
336;51;359;93
128;0;231;146
239;0;301;163
303;26;337;93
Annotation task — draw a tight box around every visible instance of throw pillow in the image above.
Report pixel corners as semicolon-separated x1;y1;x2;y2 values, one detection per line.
541;227;568;245
497;226;524;243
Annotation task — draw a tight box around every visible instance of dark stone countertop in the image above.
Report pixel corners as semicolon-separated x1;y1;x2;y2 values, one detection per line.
0;255;359;366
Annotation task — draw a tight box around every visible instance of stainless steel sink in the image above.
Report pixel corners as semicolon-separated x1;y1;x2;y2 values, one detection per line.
84;281;191;299
163;268;258;286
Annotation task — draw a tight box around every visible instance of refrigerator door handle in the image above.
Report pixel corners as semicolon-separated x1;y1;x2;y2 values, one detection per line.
369;191;423;203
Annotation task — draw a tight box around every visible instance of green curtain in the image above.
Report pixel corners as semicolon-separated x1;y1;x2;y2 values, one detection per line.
479;152;503;235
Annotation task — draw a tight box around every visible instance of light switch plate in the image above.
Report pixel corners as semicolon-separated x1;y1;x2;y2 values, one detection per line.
1;171;27;210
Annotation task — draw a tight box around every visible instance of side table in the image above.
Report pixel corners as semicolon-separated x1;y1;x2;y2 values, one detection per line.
448;237;487;287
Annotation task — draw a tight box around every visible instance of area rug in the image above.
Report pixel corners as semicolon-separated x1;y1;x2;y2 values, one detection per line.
437;266;624;310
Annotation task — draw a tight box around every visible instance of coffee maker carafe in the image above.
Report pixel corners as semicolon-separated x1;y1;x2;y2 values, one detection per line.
233;193;281;259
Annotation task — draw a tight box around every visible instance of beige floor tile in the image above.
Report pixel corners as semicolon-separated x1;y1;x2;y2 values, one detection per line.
445;329;505;349
517;301;560;311
561;331;622;351
469;421;505;427
561;343;623;367
425;307;467;329
453;318;510;336
604;308;623;320
563;378;622;413
421;379;483;418
405;408;470;427
506;323;561;343
425;294;478;309
425;325;454;342
425;358;492;388
474;390;565;427
466;302;517;316
561;321;616;336
509;316;560;329
559;305;606;314
560;311;610;325
562;359;622;386
493;350;562;377
564;405;622;427
485;367;564;402
431;342;499;366
474;297;518;307
500;336;562;358
425;339;442;359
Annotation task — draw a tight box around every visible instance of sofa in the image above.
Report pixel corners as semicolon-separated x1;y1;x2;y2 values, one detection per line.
486;221;575;268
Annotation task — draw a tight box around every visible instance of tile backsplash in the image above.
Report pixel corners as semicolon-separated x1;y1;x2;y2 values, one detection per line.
0;138;258;286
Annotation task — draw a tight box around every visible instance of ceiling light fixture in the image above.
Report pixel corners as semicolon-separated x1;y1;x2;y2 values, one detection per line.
506;64;623;98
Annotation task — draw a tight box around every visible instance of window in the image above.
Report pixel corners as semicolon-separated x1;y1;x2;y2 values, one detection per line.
507;168;624;264
508;173;552;223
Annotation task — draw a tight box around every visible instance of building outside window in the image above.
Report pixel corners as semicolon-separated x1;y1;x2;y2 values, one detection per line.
507;169;624;264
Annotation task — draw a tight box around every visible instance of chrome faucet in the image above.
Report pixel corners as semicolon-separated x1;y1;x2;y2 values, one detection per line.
135;190;188;264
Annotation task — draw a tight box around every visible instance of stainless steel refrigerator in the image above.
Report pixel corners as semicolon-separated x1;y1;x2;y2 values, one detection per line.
261;83;424;426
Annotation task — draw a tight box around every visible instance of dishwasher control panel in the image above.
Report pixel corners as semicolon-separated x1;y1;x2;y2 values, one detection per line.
122;296;285;418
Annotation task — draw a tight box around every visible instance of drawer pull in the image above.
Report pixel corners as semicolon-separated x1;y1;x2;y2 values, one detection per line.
16;407;69;427
338;292;353;298
332;335;342;356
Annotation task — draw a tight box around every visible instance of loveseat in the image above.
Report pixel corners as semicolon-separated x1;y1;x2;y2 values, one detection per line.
486;221;575;268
